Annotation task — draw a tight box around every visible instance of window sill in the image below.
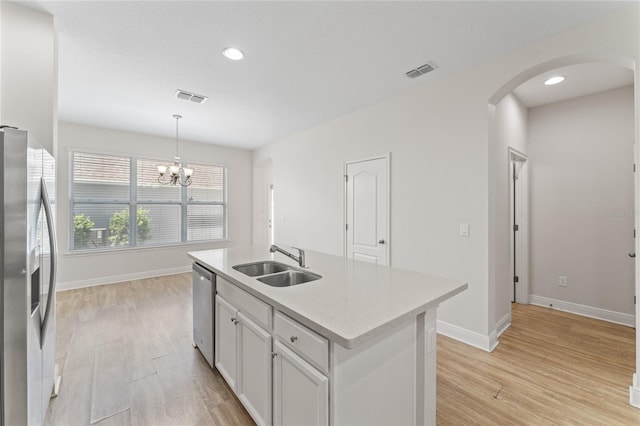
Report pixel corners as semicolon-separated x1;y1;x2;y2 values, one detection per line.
64;239;231;257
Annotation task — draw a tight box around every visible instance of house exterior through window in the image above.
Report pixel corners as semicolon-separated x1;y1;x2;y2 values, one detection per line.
70;151;226;251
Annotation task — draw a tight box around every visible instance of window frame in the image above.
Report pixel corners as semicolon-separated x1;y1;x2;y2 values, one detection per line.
69;149;228;253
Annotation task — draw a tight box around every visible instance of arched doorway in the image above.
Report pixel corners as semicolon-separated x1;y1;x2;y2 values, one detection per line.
489;53;639;407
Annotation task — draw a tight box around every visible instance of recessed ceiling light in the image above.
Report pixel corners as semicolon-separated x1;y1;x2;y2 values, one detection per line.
222;47;244;60
544;76;566;86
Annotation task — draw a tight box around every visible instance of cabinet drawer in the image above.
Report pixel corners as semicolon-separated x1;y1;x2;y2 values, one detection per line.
275;312;328;373
217;277;272;330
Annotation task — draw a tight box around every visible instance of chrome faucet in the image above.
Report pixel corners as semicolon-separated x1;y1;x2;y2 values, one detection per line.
270;244;306;268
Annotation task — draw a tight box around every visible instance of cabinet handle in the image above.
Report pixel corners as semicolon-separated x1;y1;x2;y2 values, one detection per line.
230;317;236;323
271;352;278;359
290;336;298;343
234;319;240;325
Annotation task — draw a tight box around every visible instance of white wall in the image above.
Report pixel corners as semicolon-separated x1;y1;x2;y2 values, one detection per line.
253;5;639;350
254;77;491;342
489;93;528;332
57;122;253;289
1;1;57;154
528;85;635;317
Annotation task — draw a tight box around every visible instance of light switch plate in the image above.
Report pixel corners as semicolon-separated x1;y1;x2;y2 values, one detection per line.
459;223;469;237
558;276;568;287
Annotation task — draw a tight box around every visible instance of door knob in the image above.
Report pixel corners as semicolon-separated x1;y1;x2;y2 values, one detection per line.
378;239;385;245
629;252;636;258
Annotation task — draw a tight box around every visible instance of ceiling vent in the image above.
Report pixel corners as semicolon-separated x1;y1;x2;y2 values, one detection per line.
175;90;208;104
405;62;436;79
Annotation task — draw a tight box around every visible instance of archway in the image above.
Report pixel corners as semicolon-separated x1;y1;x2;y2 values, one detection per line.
488;53;639;407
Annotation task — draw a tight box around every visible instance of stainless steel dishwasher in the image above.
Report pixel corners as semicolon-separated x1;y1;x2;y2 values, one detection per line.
192;262;214;368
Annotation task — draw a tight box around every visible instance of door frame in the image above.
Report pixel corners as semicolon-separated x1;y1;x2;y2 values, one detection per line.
343;153;391;266
267;183;274;246
508;147;529;304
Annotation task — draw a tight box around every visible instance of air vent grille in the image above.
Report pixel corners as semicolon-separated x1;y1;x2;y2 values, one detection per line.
406;62;436;79
190;95;207;104
175;89;208;104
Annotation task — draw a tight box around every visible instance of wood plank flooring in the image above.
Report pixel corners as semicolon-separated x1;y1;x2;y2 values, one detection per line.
437;303;639;425
46;274;639;425
46;274;253;426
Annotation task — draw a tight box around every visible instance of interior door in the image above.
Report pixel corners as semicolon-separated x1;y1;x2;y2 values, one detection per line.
509;151;528;304
268;184;274;246
345;156;389;265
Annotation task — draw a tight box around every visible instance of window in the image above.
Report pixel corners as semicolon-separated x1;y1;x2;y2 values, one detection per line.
70;151;226;251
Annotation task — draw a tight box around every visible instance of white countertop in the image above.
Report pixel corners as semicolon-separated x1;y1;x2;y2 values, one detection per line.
189;246;467;349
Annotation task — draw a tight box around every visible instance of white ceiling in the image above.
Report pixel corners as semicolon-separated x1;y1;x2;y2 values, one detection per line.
21;1;632;150
513;62;634;108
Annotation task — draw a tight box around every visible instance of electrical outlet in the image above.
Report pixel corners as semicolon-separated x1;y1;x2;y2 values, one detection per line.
558;276;568;287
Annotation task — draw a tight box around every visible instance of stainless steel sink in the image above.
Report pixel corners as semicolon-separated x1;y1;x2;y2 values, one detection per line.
257;270;322;287
233;260;322;287
233;261;293;277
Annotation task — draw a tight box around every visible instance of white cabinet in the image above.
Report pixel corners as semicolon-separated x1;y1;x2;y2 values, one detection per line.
210;274;436;425
215;278;329;426
273;340;328;426
215;293;272;426
237;311;272;426
214;295;238;390
274;312;328;373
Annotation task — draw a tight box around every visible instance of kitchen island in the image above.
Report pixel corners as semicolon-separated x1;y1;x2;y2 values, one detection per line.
189;246;467;426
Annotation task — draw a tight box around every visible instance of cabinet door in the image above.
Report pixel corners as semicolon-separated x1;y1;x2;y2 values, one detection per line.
215;295;239;391
273;340;328;426
237;312;272;426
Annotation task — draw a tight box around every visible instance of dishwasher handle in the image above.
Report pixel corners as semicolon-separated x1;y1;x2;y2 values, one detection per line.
192;263;213;281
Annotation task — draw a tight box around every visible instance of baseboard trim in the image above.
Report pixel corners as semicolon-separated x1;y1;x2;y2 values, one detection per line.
437;320;497;353
630;374;640;408
496;312;512;338
56;265;192;292
529;294;635;327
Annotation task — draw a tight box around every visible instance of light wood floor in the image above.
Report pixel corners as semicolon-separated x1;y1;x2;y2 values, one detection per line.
437;303;639;425
46;274;639;425
46;273;253;426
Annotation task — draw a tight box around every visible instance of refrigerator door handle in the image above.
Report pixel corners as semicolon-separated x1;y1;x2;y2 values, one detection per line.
40;177;57;349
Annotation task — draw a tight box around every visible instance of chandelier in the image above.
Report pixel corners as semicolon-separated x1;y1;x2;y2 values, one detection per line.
157;114;193;187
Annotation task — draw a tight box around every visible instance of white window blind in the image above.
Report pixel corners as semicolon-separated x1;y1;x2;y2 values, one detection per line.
187;164;226;241
70;151;227;252
136;158;181;246
73;152;130;201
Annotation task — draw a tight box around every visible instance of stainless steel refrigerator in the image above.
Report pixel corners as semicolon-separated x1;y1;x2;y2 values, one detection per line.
1;127;60;426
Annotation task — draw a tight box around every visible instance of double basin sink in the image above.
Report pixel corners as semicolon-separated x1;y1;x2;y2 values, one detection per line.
232;261;321;287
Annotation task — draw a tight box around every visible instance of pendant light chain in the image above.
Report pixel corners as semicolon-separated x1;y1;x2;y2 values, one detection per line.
174;114;181;161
